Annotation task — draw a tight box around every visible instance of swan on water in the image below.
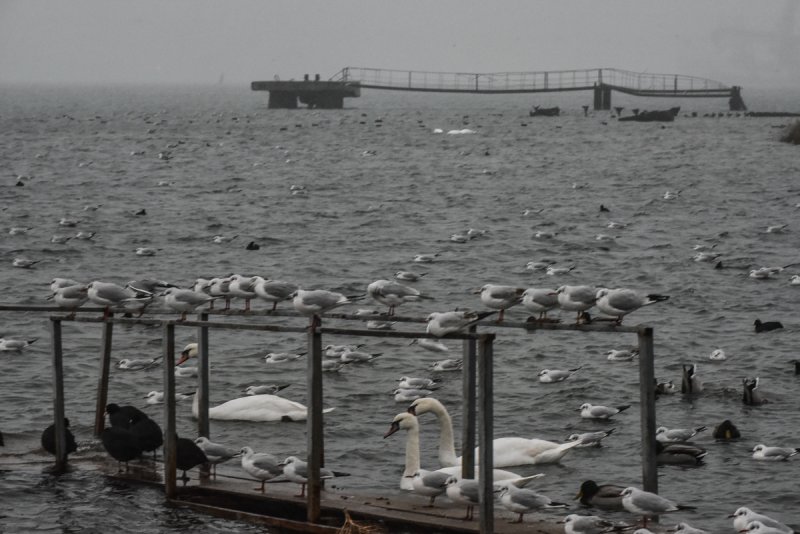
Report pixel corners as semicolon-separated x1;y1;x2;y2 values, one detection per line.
408;397;581;467
383;412;543;493
192;388;334;422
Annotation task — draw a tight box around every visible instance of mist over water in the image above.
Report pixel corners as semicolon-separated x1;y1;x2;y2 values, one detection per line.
1;85;799;532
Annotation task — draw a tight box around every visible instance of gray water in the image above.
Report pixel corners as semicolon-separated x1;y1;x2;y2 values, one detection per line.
1;85;799;532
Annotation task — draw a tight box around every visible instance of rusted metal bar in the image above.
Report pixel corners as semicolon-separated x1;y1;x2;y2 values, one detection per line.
477;333;495;534
197;312;210;439
461;325;476;479
306;320;324;523
50;318;68;473
163;323;177;499
638;326;658;494
93;315;114;436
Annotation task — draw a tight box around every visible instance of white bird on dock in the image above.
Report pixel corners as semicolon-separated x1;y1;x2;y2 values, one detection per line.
621;487;694;527
162;288;215;320
498;485;568;523
556;285;597;324
0;337;38;351
193;437;240;477
240;446;282;492
521;288;559;320
367;279;431;315
426;310;495;337
50;284;89;314
208;277;232;310
445;477;480;520
279;456;348;498
476;284;525;321
227;274;258;311
50;278;80;292
87;281;151;317
291;289;359;318
595;288;669;324
252;277;298;311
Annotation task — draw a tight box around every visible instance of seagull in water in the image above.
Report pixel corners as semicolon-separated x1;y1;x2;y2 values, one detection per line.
560;514;615;534
729;507;793;533
579;403;630;420
595;288;669;324
0;337;38;351
620;487;695;528
497;485;568;523
538;367;582;383
751;444;799;461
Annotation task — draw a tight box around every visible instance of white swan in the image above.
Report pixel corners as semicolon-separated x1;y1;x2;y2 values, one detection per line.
193;389;334;422
383;412;543;492
409;397;580;467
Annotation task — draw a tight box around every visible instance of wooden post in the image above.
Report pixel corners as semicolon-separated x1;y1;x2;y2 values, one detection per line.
163;323;177;499
638;327;658;495
306;318;324;523
461;326;476;479
478;333;495;534
197;313;210;438
50;318;68;473
93;315;114;436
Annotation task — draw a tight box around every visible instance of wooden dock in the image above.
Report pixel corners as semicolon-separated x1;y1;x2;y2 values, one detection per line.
251;78;360;109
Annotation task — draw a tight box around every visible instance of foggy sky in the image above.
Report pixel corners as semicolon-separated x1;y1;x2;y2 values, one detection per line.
1;0;797;89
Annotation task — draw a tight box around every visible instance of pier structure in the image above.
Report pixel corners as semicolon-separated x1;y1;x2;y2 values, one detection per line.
253;66;745;110
3;304;657;534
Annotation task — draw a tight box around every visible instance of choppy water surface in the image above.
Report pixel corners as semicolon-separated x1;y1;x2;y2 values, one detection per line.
1;85;799;532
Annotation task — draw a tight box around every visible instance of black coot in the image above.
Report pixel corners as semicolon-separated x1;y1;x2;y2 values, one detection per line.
176;436;208;485
100;426;142;472
41;417;78;456
129;412;163;460
105;403;146;429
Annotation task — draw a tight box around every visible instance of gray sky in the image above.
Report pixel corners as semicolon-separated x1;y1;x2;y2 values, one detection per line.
1;0;797;88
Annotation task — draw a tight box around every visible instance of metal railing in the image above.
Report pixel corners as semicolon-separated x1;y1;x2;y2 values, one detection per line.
2;303;657;534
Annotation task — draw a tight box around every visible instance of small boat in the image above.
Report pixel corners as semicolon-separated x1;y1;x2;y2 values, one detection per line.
529;106;560;117
618;107;680;122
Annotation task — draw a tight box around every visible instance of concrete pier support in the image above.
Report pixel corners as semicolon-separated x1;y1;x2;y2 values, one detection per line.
729;86;747;111
268;91;299;109
252;80;360;109
593;84;612;110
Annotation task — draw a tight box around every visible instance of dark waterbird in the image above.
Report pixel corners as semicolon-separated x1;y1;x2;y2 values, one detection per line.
712;420;741;440
575;480;625;511
754;319;783;333
100;426;142;472
0;429;4;446
105;403;146;429
41;418;78;456
792;360;800;375
176;436;208;485
655;441;707;465
129;412;163;459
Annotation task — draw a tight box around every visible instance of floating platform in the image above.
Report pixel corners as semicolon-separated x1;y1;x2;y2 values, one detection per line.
251;79;360;109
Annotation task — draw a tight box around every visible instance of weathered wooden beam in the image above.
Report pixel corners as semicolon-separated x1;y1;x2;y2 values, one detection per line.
461;325;477;479
163;323;177;499
93;316;114;436
478;333;495;534
638;326;658;494
50;318;68;473
306;321;324;523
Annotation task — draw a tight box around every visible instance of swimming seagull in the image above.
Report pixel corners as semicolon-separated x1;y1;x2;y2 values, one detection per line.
672;522;709;534
367;279;431;315
117;358;161;370
398;376;440;390
751;444;799;461
395;271;426;282
559;514;614;534
0;337;38;351
497;485;568;523
565;429;615;448
410;338;449;353
607;348;638;361
765;224;788;233
740;521;794;533
655;426;707;442
245;384;290;395
729;508;793;533
620;487;695;527
413;253;439;263
578;403;630;420
12;257;41;268
429;359;462;371
556;285;597;324
709;348;726;360
538;367;581;383
595;288;669;324
476;284;525;321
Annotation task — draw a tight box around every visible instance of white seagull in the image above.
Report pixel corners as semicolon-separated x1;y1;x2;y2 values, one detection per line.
729;507;793;533
476;284;525;321
521;288;559;320
367;279;430;315
538;367;581;383
579;403;630;420
162;288;215;320
751;444;799;461
556;285;597;324
425;310;495;337
292;289;358;320
595;288;669;324
620;487;694;527
0;337;38;351
240;446;282;492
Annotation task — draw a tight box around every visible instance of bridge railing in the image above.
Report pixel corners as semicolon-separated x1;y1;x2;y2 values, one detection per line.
329;66;731;93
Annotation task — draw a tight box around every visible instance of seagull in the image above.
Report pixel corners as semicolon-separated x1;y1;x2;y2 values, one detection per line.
12;257;41;268
240;446;282;492
50;284;89;315
606;348;638;361
264;351;305;364
538;367;581;383
790;274;800;285
339;348;381;363
395;271;426;282
729;507;793;533
134;247;157;256
525;261;552;271
367;279;431;315
740;521;794;533
476;284;525;321
521;288;559;320
655;426;707;442
579;403;630;420
398;377;440;390
445;476;480;520
425;310;495;337
595;288;669;324
413;253;439;263
655;380;677;395
87;281;150;318
117;357;160;370
292;289;359;320
498;485;568;523
245;384;290;395
560;514;614;534
50;234;72;244
323;344;364;357
0;337;38;351
393;388;431;402
672;522;709;534
279;455;348;497
709;348;726;360
556;285;597;324
565;429;615;448
752;444;799;461
546;266;574;276
410;338;449;353
50;278;80;292
429;359;462;372
681;364;703;393
620;487;695;527
194;437;241;477
765;224;788;233
252;277;298;311
208;277;232;310
227;274;258;311
162;288;215;320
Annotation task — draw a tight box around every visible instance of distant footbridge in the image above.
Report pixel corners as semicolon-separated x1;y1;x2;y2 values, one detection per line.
251;67;746;111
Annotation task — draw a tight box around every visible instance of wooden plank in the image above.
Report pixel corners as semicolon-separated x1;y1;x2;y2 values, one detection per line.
306;322;324;523
638;326;658;494
93;316;114;436
163;323;177;499
50;318;67;473
478;334;495;534
461;326;476;479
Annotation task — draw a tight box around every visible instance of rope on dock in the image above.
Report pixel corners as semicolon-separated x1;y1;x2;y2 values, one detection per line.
336;509;385;534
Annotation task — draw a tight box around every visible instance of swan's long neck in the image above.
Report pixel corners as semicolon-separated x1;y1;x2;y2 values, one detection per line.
403;423;421;478
431;403;458;467
192;388;199;419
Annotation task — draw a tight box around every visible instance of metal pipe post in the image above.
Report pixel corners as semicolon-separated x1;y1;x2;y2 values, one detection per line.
478;333;495;534
197;313;210;438
93;315;114;436
50;319;68;473
306;319;324;523
163;323;177;499
461;325;476;479
638;327;658;494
